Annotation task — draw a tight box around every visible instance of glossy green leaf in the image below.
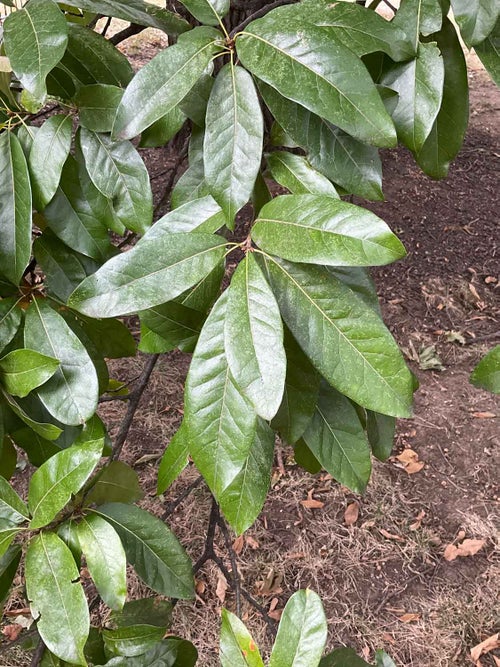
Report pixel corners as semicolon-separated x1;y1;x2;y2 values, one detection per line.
392;0;443;51
267;152;338;198
139;107;186;148
451;0;499;46
28;439;103;529
272;328;320;445
303;383;372;493
319;647;370;667
172;129;210;208
58;519;82;567
185;291;258;497
0;544;21;606
220;608;264;667
140;302;205;353
0;475;29;526
366;411;396;461
253;195;405;267
180;261;225;313
138;325;176;354
0;349;59;398
474;18;500;85
237;17;396;148
157;424;189;495
0;298;22;354
28;115;72;210
0;435;17;481
470;345;500;394
26;532;89;664
262;257;413;417
0;390;63;441
77;514;127;610
375;651;396;667
93;503;194;599
204;63;264;226
75;85;124;133
113;27;224;140
327;267;381;314
416;19;469;178
109;597;172;629
77;128;152;234
294;439;322;474
85;461;143;505
382;42;444;153
225;253;286;420
0;132;32;286
33;234;92;302
179;0;229;25
0;527;19;559
24;300;99;425
69;231;227;318
72;316;135;360
98;638;197;667
259;83;383;201
179;69;214;127
3;0;68;102
269;590;327;667
103;625;166;657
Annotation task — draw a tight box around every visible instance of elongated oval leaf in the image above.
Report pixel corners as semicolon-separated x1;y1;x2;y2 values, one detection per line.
220;608;265;667
0;390;63;441
237;17;396;148
225;253;286;420
66;0;190;33
0;528;19;559
179;0;229;26
75;85;124;133
99;638;197;667
24;300;99;425
253;195;405;267
450;0;499;46
204;63;264;226
474;18;500;86
77;514;127;611
157;423;190;495
0;298;22;354
0;132;32;286
3;0;68;102
392;0;443;51
366;410;396;462
470;345;500;394
25;532;89;664
139;107;186;148
0;544;21;606
267;152;338;198
85;461;143;505
29;115;72;210
103;625;166;658
140;302;205;353
0;349;59;398
28;439;103;529
92;503;194;599
261;256;413;417
113;27;223;140
0;475;29;526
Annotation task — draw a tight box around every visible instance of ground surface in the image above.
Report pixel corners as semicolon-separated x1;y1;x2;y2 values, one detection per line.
1;40;499;667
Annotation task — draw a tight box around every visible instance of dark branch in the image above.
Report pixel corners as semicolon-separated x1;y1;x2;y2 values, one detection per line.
230;0;297;37
30;640;45;667
110;23;146;45
217;513;242;617
162;475;203;519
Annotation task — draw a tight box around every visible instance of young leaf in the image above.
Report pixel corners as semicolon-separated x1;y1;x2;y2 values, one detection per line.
3;0;68;102
103;625;166;657
24;300;99;426
303;383;372;494
0;298;22;354
28;439;103;529
0;475;29;526
267;152;339;198
75;85;124;134
0;349;59;398
262;257;413;417
225;253;286;421
28;115;72;210
470;345;500;394
85;461;143;505
450;0;499;46
220;608;265;667
366;411;396;461
269;590;327;667
25;532;89;665
0;544;21;606
252;195;406;267
0;132;32;286
204;63;264;227
67;0;190;33
58;519;82;567
76;514;127;611
179;0;229;26
92;503;194;599
157;424;189;495
113;27;224;140
236;16;396;148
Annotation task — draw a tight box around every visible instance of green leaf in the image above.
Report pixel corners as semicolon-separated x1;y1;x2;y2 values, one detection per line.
266;152;338;198
219;417;275;535
392;0;443;51
225;254;286;420
0;544;21;606
0;436;17;481
382;42;444;153
375;650;396;667
303;383;372;494
0;527;19;559
77;128;153;234
0;475;29;526
179;69;214;127
0;390;63;441
98;638;197;667
0;298;22;354
319;647;371;667
0;132;32;285
236;17;396;148
157;425;189;495
450;0;499;46
103;625;166;657
24;299;99;426
93;503;194;599
25;532;89;665
253;195;405;267
139;107;186;148
185;291;258;498
109;597;172;629
179;0;229;26
85;461;143;505
138;325;175;354
140;302;205;353
293;439;322;474
28;115;72;210
220;608;265;667
366;411;396;461
269;590;327;667
0;349;59;398
271;328;320;445
259;83;383;201
77;514;127;611
327;267;381;314
474;17;500;85
262;257;413;417
3;0;68;102
73;316;136;360
416;19;470;178
204;63;264;227
58;518;82;567
172;129;210;208
113;27;224;140
75;85;124;133
470;345;500;394
28;439;103;529
68;231;227;318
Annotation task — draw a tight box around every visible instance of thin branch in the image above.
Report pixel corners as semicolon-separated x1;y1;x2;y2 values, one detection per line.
110;23;146;45
30;640;45;667
153;137;189;217
217;514;242;617
98;394;131;403
230;0;297;37
162;475;203;519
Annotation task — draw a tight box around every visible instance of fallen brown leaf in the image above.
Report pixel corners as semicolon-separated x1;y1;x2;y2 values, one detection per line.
1;624;23;641
381;633;396;645
472;412;496;419
195;580;206;595
396;449;425;474
471;633;500;662
300;489;324;509
216;572;228;604
409;510;426;531
268;597;282;621
444;538;486;562
245;536;259;550
344;501;360;526
398;613;421;623
379;528;405;542
233;535;244;555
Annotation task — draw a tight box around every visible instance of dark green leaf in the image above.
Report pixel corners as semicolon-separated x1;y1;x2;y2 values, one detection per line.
293;439;322;474
0;298;22;354
0;435;17;482
237;17;396;147
392;0;443;51
93;503;194;599
103;625;166;657
33;234;91;302
0;475;29;526
86;461;143;505
109;598;172;629
139;107;186;148
3;0;68;102
220;608;264;667
319;647;371;667
157;424;189;495
0;390;63;441
267;152;338;198
0;349;59;398
474;17;500;85
73;316;136;360
138;325;175;354
366;411;395;461
327;267;381;314
99;638;197;667
451;0;499;46
172;129;210;208
470;345;500;394
0;544;21;606
0;527;19;559
179;69;214;127
140;302;205;353
26;532;89;664
0;132;32;285
179;0;229;26
58;518;82;567
75;85;124;133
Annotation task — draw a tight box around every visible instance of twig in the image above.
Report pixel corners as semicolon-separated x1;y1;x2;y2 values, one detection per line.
153;137;189;217
110;23;145;45
217;514;242;617
101;16;112;36
230;0;297;37
98;394;131;403
30;640;45;667
162;475;203;518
